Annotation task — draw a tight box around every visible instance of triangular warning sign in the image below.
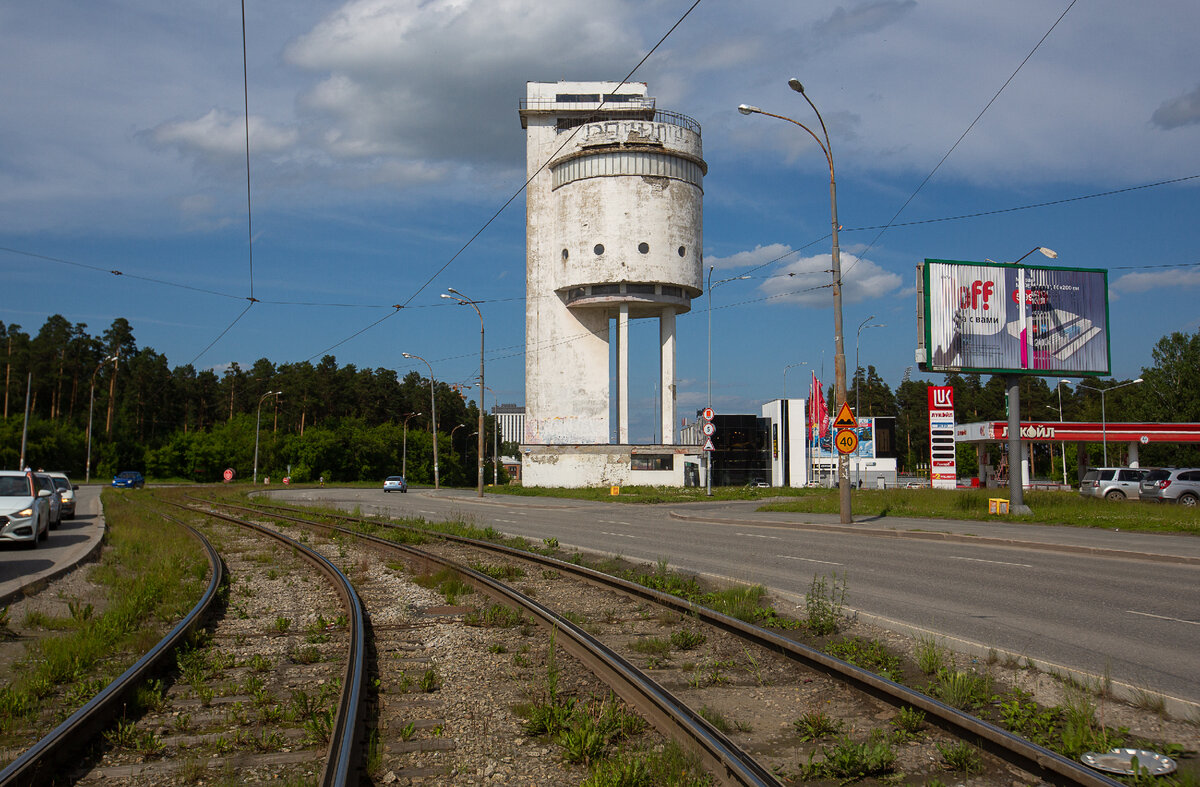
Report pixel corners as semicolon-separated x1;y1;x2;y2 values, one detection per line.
832;402;856;428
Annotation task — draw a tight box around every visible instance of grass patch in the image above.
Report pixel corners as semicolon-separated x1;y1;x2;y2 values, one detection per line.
801;730;897;781
412;567;474;604
759;487;1200;534
793;711;843;741
927;668;994;711
824;636;903;681
466;603;527;628
0;490;209;737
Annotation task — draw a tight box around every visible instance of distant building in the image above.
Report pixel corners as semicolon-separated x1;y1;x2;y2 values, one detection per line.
683;401;898;488
491;404;525;445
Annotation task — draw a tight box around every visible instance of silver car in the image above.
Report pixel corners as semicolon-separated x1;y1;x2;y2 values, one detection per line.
33;473;63;528
1079;467;1148;500
1139;468;1200;506
0;470;51;546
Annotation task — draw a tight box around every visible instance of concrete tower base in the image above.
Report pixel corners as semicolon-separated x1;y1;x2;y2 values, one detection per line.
521;444;702;489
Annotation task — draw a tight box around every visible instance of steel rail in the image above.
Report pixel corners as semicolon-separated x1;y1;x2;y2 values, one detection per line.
176;502;365;787
0;511;223;787
235;497;1126;787
200;497;779;787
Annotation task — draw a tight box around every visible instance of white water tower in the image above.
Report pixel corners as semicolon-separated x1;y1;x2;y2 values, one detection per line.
519;81;705;455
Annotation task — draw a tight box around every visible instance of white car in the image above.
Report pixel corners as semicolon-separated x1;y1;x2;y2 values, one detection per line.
47;472;77;519
0;470;51;547
383;476;408;493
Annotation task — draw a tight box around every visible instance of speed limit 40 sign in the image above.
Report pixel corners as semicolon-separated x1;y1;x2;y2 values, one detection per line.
835;429;859;454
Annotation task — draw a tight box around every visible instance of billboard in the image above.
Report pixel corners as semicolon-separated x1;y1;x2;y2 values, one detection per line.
811;417;876;459
916;259;1110;376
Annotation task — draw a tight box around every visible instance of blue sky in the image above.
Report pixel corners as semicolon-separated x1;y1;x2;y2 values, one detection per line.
3;0;1198;442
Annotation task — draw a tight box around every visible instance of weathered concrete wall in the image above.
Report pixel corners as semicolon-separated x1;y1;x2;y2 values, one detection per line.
520;444;696;488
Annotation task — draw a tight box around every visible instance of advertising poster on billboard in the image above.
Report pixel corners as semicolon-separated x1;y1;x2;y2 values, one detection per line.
918;260;1110;376
811;417;876;460
928;386;956;489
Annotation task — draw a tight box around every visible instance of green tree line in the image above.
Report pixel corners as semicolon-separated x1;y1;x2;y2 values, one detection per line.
3;315;1197;482
1;316;512;484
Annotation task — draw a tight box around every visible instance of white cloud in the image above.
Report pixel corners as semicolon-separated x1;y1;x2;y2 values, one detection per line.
705;243;794;271
1112;267;1200;295
284;0;641;166
1152;84;1200;130
753;251;902;307
148;109;298;159
815;1;918;40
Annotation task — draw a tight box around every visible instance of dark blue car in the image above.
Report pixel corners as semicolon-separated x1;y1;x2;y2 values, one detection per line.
111;471;145;489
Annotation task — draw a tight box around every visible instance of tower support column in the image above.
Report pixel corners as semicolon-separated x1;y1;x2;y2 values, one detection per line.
660;309;676;444
617;305;630;443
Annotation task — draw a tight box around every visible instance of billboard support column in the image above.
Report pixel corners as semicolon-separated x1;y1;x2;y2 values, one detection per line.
1007;374;1031;514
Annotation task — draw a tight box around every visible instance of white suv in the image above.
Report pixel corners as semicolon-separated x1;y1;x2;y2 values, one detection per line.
1079;467;1149;500
0;470;51;546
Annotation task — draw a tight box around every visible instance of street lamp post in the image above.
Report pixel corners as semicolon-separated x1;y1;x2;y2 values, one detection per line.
1076;378;1143;466
85;355;117;483
451;424;465;459
783;362;808;398
706;267;751;496
403;353;439;489
253;390;282;484
851;318;885;488
854;317;886;419
443;289;486;498
402;412;421;479
740;78;851;522
1055;380;1070;485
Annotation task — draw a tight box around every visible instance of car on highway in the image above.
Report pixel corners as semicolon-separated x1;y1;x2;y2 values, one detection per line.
0;470;51;547
111;471;145;489
47;472;77;519
1138;467;1200;506
1079;467;1147;500
383;475;408;493
33;473;63;529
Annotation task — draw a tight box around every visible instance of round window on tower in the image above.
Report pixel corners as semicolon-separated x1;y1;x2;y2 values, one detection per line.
638;242;650;254
594;244;605;255
678;246;686;257
561;248;569;261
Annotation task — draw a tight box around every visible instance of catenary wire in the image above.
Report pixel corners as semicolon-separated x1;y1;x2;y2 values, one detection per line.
839;0;1079;283
305;0;706;362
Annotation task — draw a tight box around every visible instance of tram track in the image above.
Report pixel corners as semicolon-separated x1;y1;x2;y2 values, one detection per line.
0;500;364;787
212;494;1129;787
0;488;1152;785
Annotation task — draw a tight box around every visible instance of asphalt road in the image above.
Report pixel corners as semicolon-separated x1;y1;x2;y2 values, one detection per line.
0;485;105;604
272;486;1200;714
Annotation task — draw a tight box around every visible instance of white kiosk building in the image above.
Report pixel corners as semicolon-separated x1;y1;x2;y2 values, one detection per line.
519;81;705;487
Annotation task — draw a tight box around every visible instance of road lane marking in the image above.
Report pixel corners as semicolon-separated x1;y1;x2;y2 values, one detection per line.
1127;610;1200;626
737;533;781;540
600;520;633;525
948;556;1032;568
775;554;842;566
601;531;643;539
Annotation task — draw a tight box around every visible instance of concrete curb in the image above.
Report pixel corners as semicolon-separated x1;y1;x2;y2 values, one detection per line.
0;493;107;609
